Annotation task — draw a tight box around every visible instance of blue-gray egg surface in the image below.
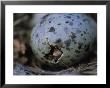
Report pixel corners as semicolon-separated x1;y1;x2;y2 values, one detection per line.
31;13;97;67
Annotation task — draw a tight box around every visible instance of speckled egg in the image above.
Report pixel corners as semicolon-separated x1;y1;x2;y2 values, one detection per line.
31;13;97;68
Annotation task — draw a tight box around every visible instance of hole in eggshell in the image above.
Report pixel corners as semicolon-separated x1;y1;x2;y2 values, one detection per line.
44;45;63;64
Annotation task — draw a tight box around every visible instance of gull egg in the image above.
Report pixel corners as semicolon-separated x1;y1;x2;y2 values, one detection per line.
31;13;97;69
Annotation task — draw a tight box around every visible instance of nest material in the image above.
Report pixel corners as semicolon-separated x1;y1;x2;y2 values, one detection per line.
14;56;97;75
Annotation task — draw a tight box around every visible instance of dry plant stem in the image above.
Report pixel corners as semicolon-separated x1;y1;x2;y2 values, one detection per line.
14;15;28;26
25;66;81;75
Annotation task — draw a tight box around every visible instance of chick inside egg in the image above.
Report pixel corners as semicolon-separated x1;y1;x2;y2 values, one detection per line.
31;13;97;69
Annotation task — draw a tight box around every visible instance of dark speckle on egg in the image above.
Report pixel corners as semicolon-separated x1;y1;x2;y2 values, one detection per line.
36;34;38;38
81;34;83;36
65;21;69;23
83;31;86;34
75;50;80;53
55;38;62;43
42;42;46;45
68;14;73;15
76;30;81;33
32;34;35;37
79;22;82;25
49;27;55;32
64;39;71;50
42;52;45;54
66;48;70;51
49;21;51;23
69;21;73;26
70;32;76;41
40;14;50;25
74;41;77;44
77;15;80;18
57;23;61;25
78;42;83;49
85;44;90;52
66;16;71;19
42;14;50;20
72;19;74;21
83;19;89;23
83;38;86;40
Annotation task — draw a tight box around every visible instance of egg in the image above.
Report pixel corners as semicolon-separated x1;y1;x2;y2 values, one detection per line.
31;13;97;68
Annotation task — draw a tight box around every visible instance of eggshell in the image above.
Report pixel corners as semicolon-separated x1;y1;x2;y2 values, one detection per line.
31;13;97;67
